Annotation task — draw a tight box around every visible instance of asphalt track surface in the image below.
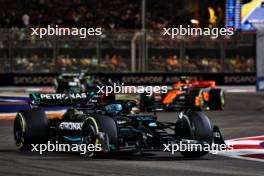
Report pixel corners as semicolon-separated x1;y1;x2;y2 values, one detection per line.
0;93;264;176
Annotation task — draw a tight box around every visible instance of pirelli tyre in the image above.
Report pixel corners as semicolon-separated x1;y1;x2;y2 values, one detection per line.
189;89;204;111
81;115;118;157
175;111;213;158
208;89;224;110
14;109;49;151
81;117;100;157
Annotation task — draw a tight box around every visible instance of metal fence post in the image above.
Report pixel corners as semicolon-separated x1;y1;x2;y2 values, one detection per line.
180;40;185;72
220;39;225;72
9;29;14;73
53;37;57;73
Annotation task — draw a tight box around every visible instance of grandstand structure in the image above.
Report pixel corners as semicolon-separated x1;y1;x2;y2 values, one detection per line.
0;0;255;74
0;0;260;88
0;29;256;74
249;7;264;91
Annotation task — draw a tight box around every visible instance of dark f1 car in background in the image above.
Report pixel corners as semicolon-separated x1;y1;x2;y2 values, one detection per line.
14;92;225;158
140;80;224;112
55;73;104;93
55;73;83;93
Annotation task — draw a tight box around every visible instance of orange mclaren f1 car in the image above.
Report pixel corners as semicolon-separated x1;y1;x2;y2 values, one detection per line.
140;80;224;112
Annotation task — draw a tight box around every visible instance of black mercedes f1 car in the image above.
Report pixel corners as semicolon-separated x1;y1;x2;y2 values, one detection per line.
14;92;226;158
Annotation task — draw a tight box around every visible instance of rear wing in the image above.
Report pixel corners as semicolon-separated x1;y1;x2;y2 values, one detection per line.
59;73;83;78
172;80;216;89
29;92;97;106
190;81;216;88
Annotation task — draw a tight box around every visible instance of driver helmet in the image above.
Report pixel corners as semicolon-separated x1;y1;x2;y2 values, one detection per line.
104;103;122;115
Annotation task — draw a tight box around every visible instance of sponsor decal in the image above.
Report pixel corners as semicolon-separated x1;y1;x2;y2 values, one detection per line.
122;76;163;84
40;93;87;100
224;75;256;84
59;122;83;130
14;76;55;85
0;73;257;86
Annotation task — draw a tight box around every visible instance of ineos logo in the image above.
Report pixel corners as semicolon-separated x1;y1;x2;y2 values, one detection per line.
59;122;82;130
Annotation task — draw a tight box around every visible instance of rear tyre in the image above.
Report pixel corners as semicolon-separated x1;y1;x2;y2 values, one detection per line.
175;111;213;158
209;89;224;110
14;109;49;151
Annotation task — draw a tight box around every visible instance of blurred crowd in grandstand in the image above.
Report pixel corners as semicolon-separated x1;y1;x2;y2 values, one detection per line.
151;55;255;73
0;0;223;29
0;0;255;73
0;29;256;73
10;53;255;73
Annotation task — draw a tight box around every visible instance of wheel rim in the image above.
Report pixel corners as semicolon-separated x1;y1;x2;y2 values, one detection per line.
82;117;100;158
82;124;98;157
83;124;96;145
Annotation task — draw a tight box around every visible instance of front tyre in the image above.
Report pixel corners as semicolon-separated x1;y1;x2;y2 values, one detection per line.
175;111;213;158
81;115;118;157
81;117;100;157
